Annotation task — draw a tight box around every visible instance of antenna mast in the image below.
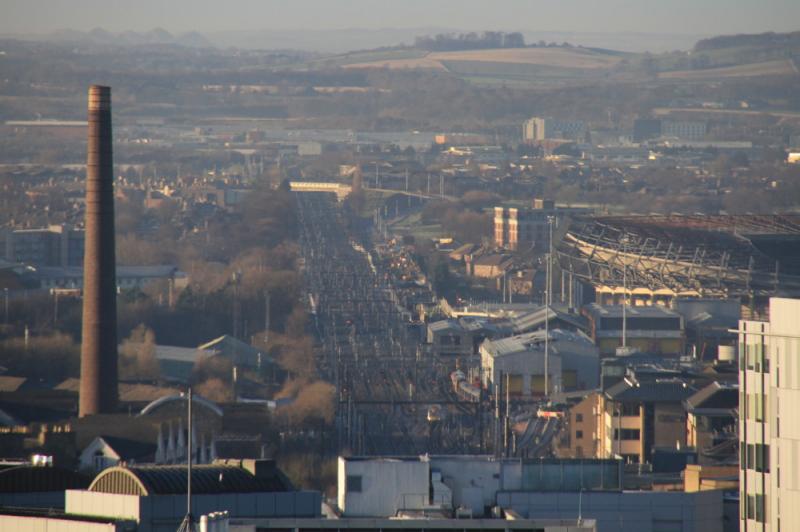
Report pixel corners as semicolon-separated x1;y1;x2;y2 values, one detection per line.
177;388;196;532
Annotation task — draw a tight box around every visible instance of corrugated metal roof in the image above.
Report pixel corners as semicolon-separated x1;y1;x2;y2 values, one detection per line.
584;303;681;319
484;328;594;358
605;376;695;403
0;465;90;493
89;464;290;496
511;306;588;333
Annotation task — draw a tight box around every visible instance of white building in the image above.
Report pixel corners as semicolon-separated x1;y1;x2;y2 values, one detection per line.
739;297;800;531
337;455;722;532
338;457;432;518
523;117;585;142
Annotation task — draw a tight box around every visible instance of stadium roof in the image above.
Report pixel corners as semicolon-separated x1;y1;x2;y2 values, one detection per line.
557;214;800;298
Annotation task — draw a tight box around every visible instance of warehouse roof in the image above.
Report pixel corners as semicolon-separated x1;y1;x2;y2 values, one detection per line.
483;328;595;358
0;464;90;493
584;304;681;319
684;381;738;415
511;305;588;334
604;376;695;403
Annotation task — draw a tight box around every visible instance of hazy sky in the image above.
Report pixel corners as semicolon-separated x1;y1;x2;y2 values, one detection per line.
2;0;799;36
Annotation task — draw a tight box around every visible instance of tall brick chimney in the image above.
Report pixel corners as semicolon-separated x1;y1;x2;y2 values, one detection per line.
79;85;118;417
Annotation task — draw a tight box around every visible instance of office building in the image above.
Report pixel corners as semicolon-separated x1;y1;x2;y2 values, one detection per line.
739;297;800;531
598;371;696;464
632;119;662;142
494;200;558;251
662;120;707;141
523;117;586;142
1;224;84;267
583;304;685;357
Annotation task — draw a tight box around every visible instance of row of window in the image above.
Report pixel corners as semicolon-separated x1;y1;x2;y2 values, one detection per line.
439;335;462;346
611;403;640;417
742;493;767;523
739;342;770;373
741;392;767;422
613;428;640;441
740;443;770;472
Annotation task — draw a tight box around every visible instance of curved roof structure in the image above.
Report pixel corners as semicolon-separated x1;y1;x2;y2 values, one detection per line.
138;393;223;418
557;214;800;298
88;464;290;496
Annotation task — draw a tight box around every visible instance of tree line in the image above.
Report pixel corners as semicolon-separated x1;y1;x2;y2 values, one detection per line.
413;31;526;51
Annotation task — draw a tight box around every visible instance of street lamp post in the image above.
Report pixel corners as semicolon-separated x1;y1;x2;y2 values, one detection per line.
620;236;629;349
544;288;549;399
543;216;555;399
547;216;555;307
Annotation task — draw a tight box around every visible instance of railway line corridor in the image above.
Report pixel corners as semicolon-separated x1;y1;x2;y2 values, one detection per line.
294;191;491;456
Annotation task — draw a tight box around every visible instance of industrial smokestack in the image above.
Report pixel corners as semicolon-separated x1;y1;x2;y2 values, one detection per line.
79;85;118;417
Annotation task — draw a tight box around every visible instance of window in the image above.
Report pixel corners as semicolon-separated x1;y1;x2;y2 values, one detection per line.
756;394;763;422
755;444;764;471
740;491;746;520
576;430;584;439
575;413;583;423
440;334;461;346
614;429;640;440
747;444;755;470
756;494;766;523
747;495;755;520
346;475;362;492
621;403;639;416
755;444;770;473
755;343;761;372
740;391;745;421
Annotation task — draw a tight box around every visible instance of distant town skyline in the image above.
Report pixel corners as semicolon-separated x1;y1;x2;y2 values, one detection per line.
2;0;799;37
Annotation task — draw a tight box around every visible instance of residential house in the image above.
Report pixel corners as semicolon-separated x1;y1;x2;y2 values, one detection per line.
79;436;156;473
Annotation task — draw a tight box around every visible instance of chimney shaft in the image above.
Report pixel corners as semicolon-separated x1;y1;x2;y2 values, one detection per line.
79;85;118;417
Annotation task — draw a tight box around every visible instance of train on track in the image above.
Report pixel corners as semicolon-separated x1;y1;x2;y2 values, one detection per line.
450;370;481;402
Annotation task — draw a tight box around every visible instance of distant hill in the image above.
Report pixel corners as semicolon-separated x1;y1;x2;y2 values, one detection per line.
603;30;800;82
335;45;635;88
695;31;800;51
31;27;214;48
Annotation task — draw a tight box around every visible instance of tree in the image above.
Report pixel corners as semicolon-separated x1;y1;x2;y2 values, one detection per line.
119;324;160;380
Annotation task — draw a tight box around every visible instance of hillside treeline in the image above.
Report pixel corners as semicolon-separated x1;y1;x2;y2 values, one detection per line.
414;31;526;51
695;31;800;51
